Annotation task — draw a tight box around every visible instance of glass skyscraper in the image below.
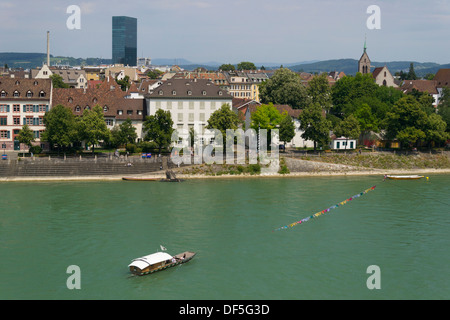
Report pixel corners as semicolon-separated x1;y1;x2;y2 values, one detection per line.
112;16;137;66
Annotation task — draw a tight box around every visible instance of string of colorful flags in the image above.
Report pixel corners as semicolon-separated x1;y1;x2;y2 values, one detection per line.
274;185;377;231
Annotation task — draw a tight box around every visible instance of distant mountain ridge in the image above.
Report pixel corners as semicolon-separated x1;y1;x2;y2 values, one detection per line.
1;52;448;77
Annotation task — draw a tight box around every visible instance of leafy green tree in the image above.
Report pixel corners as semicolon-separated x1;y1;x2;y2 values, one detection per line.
110;118;137;148
250;103;285;149
206;103;241;148
406;62;417;80
383;96;427;148
237;61;256;71
143;109;174;153
424;113;448;147
353;103;379;134
49;74;69;88
334;115;361;148
307;73;332;111
78;105;110;152
331;73;379;116
42;104;77;152
218;64;235;72
116;75;130;91
298;102;331;151
259;68;309;109
438;87;450;132
147;69;164;79
17;124;35;148
279;114;296;148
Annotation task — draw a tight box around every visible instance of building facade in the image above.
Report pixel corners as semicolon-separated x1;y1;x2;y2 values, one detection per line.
0;78;52;151
145;79;233;144
112;16;137;67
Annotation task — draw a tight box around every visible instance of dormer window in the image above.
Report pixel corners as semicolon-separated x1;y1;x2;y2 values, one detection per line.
75;106;81;112
13;91;20;97
159;90;163;95
15;80;20;85
68;97;73;103
219;91;223;96
39;91;46;97
187;90;192;95
93;98;98;104
34;81;38;86
26;91;33;98
103;106;109;112
172;90;176;95
84;106;90;110
202;91;207;95
1;91;7;97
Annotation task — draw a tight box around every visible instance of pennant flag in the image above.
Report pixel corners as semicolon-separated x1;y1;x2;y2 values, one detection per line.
274;185;376;231
160;245;167;251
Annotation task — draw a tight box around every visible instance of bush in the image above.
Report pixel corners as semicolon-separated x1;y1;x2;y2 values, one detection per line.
29;145;42;154
247;163;261;175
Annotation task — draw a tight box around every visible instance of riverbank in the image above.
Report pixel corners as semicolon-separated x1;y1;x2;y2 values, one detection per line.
1;153;449;182
1;167;450;182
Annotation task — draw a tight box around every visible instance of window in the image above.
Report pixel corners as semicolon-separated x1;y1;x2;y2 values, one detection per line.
75;106;81;112
200;101;205;110
178;101;183;109
202;90;207;95
0;130;10;139
127;110;133;115
1;91;6;97
211;101;216;110
103;106;109;112
187;90;192;95
189;101;194;109
189;113;194;122
13;91;20;97
84;106;90;110
178;113;183;122
200;113;205;121
159;90;163;95
0;117;7;125
92;98;97;103
172;90;176;95
117;110;123;115
68;97;73;103
0;105;9;113
26;91;33;98
13;105;20;112
167;101;172;109
13;117;20;125
39;91;46;97
105;119;114;126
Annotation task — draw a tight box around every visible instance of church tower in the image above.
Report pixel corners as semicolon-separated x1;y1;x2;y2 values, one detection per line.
358;38;371;74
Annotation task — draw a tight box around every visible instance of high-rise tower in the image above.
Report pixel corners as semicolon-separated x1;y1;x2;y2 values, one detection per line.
112;16;137;66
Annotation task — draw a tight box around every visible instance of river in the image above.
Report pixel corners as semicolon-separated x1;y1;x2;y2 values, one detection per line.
0;175;449;299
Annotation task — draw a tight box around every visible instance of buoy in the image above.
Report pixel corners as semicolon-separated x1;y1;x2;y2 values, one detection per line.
426;177;429;180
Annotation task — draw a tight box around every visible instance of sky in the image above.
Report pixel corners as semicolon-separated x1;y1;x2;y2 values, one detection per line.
1;0;449;65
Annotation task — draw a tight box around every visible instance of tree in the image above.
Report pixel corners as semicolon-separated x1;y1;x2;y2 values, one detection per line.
78;105;110;152
353;103;379;135
237;61;256;71
334;115;361;149
218;64;235;72
331;73;379;116
206;103;241;148
259;68;309;109
279;114;296;148
116;75;131;91
17;124;35;148
438;87;450;132
307;73;332;111
143;109;174;154
298;103;331;151
406;62;417;80
250;103;285;150
42;104;77;152
383;96;427;148
110;118;137;148
423;113;448;147
50;74;69;88
147;69;163;79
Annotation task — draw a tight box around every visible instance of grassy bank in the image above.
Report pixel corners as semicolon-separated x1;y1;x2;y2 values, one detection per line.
297;153;450;170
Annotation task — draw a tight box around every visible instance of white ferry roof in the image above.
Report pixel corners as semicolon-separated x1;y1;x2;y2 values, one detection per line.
128;252;173;269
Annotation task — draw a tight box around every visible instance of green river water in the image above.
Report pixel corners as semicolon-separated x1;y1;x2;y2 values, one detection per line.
0;175;449;300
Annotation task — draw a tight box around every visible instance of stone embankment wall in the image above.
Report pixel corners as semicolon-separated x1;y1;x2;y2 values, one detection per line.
284;157;370;173
0;156;180;177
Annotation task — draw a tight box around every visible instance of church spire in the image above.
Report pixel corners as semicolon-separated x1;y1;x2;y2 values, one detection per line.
364;34;367;53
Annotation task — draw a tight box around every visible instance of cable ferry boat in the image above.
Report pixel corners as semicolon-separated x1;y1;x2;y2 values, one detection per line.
128;250;196;276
